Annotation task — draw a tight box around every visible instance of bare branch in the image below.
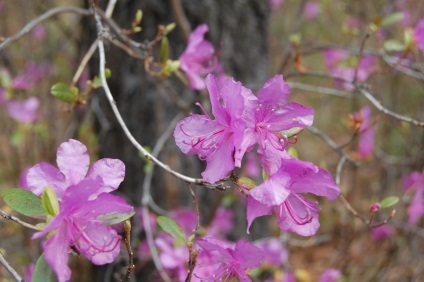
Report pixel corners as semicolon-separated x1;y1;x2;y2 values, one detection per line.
0;210;39;231
0;251;23;282
0;6;92;51
170;0;191;41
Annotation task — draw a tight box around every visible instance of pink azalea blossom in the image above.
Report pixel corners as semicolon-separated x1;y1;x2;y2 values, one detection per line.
270;0;285;10
32;179;133;282
254;238;288;267
193;238;264;281
155;236;189;281
208;207;234;237
320;268;342;282
240;75;314;174
31;25;47;40
352;106;375;158
245;151;261;178
371;225;395;240
324;49;376;90
401;171;424;224
174;74;247;183
179;24;217;90
21;139;125;201
247;157;340;236
414;19;424;52
303;2;320;19
7;96;41;123
170;208;197;234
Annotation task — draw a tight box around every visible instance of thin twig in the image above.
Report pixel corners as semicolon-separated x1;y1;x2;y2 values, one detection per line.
288;82;353;98
0;210;39;231
357;87;424;127
188;184;200;234
95;15;228;191
0;6;92;51
0;251;23;282
72;39;99;86
170;0;191;41
352;33;370;84
308;126;358;164
120;221;135;282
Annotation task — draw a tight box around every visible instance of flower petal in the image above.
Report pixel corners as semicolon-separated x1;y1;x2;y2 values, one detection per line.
87;158;125;193
235;240;264;269
246;196;273;234
276;195;320;236
267;102;314;132
283;158;340;200
249;171;291;206
25;162;67;199
205;74;230;125
42;226;72;282
257;75;291;107
201;133;235;183
56;139;90;185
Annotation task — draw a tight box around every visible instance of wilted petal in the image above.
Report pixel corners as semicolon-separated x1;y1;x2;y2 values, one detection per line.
25;162;67;199
42;227;71;282
56;139;90;185
87;158;125;193
246;196;273;233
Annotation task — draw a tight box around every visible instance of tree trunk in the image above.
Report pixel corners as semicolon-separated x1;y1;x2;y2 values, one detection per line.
87;0;269;280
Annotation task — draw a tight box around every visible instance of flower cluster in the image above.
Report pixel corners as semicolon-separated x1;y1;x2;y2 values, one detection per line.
174;73;340;236
401;171;424;224
21;139;134;282
324;49;376;90
0;62;52;123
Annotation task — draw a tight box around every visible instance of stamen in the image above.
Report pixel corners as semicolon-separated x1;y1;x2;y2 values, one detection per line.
195;102;212;119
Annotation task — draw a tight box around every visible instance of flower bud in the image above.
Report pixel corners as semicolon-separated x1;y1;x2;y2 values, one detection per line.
369;202;381;214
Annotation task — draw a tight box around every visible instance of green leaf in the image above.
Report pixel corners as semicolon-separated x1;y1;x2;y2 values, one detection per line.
381;12;404;27
157;216;186;246
165;23;176;33
160;37;170;65
0;188;47;219
287;147;299;159
135;9;143;24
50;83;78;103
98;210;135;225
237;177;257;190
380;196;399;208
32;253;57;282
384;39;405;52
41;187;60;216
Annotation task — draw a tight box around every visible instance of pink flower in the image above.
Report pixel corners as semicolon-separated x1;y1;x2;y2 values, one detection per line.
320;268;342;282
247;157;340;236
21;139;125;201
245;152;261;178
32;179;133;282
324;49;376;90
304;2;320;19
401;171;424;224
208;207;234;237
155;236;189;281
270;0;285;10
174;74;248;183
170;208;197;234
414;19;424;52
240;75;314;174
193;238;264;281
371;225;395;240
254;238;288;267
7;96;41;123
31;25;47;40
352;106;375;158
179;24;217;90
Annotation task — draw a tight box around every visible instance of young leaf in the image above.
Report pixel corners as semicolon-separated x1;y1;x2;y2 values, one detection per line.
160;37;170;65
381;12;404;27
41;187;60;217
384;39;405;52
238;177;257;190
98;210;135;225
0;188;47;219
32;253;56;282
380;196;399;208
50;83;78;103
157;216;186;246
